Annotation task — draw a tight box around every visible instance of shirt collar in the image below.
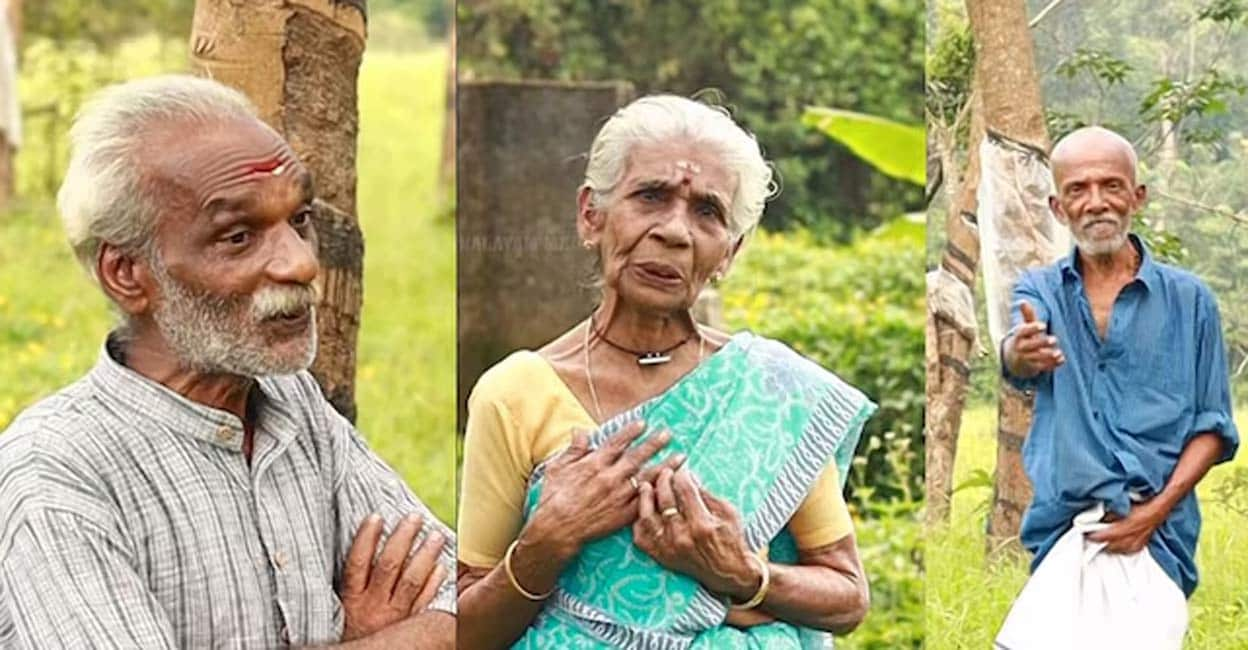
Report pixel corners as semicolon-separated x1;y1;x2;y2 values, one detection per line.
1059;232;1158;292
87;334;285;452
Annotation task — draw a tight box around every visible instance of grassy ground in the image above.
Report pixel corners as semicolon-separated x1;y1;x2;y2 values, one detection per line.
354;47;456;523
0;43;456;523
926;404;1248;649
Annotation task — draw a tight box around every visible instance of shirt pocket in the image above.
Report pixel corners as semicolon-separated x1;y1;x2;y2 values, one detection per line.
1119;349;1185;441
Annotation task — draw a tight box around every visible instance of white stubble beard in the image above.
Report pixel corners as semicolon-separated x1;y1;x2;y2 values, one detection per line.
148;256;319;377
1072;209;1131;257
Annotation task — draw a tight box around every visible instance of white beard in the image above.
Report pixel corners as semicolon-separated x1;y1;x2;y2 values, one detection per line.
149;257;318;377
1072;211;1131;257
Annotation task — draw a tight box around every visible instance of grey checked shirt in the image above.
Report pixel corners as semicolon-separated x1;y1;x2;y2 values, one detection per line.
0;340;456;649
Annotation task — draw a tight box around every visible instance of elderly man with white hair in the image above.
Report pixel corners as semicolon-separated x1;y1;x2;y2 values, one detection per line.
456;95;876;649
994;126;1238;649
0;75;455;649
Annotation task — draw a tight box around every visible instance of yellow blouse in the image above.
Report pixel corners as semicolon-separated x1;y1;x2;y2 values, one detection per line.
457;351;854;568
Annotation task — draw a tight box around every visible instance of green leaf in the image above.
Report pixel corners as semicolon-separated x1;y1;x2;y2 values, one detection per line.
801;107;925;186
952;468;994;494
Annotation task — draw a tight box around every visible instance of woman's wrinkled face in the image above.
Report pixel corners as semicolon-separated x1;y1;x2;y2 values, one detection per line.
581;140;739;313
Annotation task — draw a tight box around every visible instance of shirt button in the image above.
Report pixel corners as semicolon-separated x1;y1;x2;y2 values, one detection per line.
274;550;289;569
1097;362;1106;371
214;426;234;444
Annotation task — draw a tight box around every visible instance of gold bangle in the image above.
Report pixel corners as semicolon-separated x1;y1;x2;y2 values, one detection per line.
729;553;771;611
503;539;554;601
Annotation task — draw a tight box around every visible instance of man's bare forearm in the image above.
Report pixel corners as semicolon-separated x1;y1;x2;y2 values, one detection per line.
1152;432;1224;517
307;611;455;650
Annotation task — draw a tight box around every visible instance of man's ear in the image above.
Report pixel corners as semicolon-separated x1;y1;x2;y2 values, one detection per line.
576;186;606;246
1048;195;1069;226
97;243;156;317
1134;183;1148;210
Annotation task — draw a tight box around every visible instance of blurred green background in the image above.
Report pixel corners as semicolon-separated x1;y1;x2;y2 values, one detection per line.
1;2;457;523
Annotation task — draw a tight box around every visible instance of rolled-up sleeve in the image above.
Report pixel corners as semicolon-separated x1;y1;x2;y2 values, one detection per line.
326;405;457;616
1;509;177;649
1191;289;1239;463
1001;271;1052;392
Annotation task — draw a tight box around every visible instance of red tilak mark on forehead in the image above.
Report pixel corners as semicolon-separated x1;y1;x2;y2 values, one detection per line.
246;158;285;174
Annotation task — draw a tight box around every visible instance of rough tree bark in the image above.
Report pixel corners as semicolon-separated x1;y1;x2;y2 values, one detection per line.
0;0;22;211
190;0;368;421
966;0;1050;556
925;77;984;526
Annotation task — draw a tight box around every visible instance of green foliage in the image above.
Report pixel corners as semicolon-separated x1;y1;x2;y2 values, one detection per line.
16;36;189;198
25;0;195;46
370;0;451;36
1139;69;1247;129
1055;48;1134;86
925;23;974;126
801;108;926;186
458;0;924;238
841;432;922;650
721;219;925;504
1199;0;1248;23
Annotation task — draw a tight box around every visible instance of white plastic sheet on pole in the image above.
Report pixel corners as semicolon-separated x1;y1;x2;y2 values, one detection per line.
0;0;20;149
977;132;1069;351
994;504;1188;650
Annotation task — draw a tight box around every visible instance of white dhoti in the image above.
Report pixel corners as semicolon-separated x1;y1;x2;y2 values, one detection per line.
994;504;1188;650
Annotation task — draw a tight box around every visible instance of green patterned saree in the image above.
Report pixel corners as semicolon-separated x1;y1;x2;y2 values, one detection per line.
513;333;876;649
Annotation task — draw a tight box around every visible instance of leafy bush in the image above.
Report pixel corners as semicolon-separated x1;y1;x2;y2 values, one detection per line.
722;219;926;503
457;0;925;238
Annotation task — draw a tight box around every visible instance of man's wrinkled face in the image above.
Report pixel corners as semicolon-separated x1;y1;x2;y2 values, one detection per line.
583;140;739;312
144;117;320;376
1050;135;1145;257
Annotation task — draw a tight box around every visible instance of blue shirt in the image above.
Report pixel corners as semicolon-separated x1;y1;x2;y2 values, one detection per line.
1003;234;1238;597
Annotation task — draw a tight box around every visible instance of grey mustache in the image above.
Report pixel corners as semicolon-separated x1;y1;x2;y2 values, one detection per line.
252;285;319;320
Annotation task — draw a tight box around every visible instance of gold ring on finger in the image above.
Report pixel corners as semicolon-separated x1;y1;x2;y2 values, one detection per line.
661;507;681;519
630;476;640;491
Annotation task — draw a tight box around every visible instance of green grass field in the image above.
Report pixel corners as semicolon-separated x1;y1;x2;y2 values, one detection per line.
926;404;1248;649
0;43;456;523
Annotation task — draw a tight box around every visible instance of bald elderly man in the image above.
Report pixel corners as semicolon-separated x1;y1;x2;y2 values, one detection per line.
0;76;454;648
995;127;1238;646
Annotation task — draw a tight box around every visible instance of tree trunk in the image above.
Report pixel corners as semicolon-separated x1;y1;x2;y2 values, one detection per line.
0;0;21;211
190;0;368;421
925;78;984;526
966;0;1050;555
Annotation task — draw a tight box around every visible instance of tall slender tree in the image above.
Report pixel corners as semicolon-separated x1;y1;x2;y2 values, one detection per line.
965;0;1050;554
190;0;369;420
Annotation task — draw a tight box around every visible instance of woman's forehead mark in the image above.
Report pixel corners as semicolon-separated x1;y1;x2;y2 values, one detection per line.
674;159;702;185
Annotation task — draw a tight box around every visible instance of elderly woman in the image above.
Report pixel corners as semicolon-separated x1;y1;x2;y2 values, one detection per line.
457;95;876;649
